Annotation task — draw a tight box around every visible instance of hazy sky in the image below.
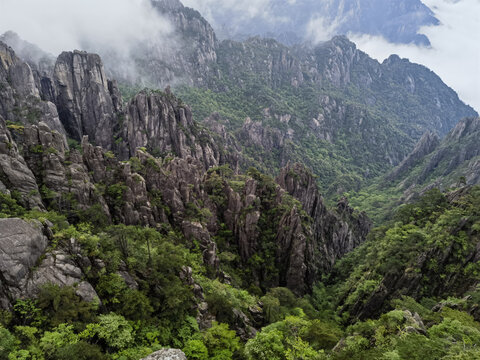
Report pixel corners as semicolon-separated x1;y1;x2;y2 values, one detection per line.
0;0;478;111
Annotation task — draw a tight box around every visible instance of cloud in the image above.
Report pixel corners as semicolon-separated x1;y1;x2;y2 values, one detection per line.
0;0;173;55
349;0;480;112
181;0;282;35
0;0;175;82
305;14;342;43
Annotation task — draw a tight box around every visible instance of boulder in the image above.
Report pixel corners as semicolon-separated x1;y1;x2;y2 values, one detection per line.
140;349;187;360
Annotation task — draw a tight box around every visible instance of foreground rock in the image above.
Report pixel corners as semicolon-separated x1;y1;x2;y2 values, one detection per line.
140;349;186;360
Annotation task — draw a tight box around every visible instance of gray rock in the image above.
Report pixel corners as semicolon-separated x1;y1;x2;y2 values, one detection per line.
54;51;115;149
140;349;186;360
25;251;99;303
0;218;48;287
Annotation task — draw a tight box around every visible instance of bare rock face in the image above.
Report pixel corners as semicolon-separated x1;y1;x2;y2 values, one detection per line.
277;163;372;274
25;249;99;303
140;349;186;360
0;218;47;288
0;218;100;308
118;90;222;168
0;116;43;208
0;41;66;144
54;51;116;149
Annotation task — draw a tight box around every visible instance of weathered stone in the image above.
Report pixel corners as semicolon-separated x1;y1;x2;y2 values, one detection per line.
140;349;186;360
0;218;47;287
54;51;115;149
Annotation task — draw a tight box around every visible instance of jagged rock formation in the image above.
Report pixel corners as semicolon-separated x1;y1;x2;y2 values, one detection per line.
53;51;117;149
277;163;372;274
0;43;372;311
387;117;480;197
386;131;440;181
117;89;225;167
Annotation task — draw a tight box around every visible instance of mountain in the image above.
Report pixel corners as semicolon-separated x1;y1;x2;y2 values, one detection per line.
1;1;480;359
0;39;372;306
3;5;473;199
349;117;480;223
176;35;476;194
185;0;439;46
118;0;474;195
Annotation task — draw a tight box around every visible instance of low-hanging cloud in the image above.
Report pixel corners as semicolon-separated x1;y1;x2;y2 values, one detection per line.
348;0;480;112
0;0;175;82
0;0;173;54
181;0;287;37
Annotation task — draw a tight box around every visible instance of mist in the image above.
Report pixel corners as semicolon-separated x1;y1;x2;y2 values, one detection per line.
348;0;480;112
0;0;175;82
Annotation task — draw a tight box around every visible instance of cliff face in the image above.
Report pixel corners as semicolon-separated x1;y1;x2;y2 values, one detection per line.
53;51;117;149
277;163;372;275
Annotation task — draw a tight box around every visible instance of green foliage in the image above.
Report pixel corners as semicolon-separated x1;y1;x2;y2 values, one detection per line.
81;313;134;351
53;341;106;360
0;326;18;360
200;278;257;324
183;340;208;360
202;322;240;359
36;284;97;328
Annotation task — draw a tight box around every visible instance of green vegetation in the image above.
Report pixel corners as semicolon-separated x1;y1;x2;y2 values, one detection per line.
1;167;479;360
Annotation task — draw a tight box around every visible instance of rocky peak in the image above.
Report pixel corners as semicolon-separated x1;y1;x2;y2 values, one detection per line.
446;117;480;141
53;50;116;149
387;131;440;181
277;162;371;275
276;162;323;219
0;40;39;99
313;35;362;87
151;0;184;11
0;31;55;75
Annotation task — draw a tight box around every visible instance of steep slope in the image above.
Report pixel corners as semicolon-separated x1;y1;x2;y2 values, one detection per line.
330;186;480;322
178;36;476;194
349;117;480;223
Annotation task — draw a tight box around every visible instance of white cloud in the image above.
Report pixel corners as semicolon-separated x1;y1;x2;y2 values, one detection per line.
0;0;174;56
305;14;342;43
349;0;480;112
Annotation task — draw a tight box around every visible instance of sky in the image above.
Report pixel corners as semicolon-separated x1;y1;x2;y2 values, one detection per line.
0;0;478;111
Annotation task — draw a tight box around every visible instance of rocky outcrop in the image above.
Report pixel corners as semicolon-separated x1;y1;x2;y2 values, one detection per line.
0;115;43;208
387;117;480;200
387;131;440;181
53;51;116;148
277;163;372;274
0;218;48;306
118;89;222;167
0;217;98;308
140;349;186;360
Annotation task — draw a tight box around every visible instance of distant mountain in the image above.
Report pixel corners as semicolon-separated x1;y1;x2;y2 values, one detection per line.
186;0;439;46
348;117;480;223
390;117;480;194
